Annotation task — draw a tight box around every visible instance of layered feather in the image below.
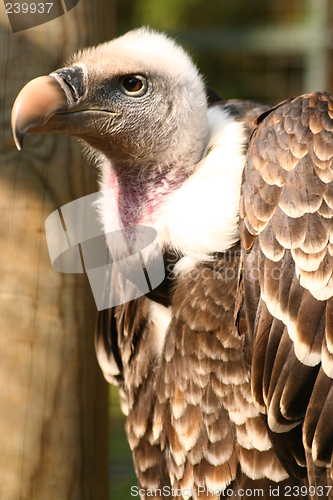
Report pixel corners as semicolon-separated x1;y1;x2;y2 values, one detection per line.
240;92;333;487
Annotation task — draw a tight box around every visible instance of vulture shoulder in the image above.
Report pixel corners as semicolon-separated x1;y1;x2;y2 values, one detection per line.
239;92;333;489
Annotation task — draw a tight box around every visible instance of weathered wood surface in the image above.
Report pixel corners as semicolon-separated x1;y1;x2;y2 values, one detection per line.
0;2;115;498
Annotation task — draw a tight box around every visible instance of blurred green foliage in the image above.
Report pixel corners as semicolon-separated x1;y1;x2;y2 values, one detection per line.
109;385;136;499
116;0;309;103
118;0;306;32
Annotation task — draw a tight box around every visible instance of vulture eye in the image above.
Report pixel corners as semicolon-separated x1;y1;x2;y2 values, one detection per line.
120;75;148;96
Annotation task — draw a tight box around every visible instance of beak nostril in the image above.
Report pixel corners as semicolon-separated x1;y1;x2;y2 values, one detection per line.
51;65;86;102
61;78;78;100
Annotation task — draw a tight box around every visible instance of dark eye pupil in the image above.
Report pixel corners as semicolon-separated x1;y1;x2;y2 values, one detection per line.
123;77;143;92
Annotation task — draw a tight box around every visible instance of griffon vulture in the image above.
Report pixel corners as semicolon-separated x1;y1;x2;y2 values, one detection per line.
11;28;333;499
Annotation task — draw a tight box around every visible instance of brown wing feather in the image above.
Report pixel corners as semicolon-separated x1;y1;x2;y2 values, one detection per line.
96;250;290;497
153;250;292;495
240;92;333;487
96;99;305;497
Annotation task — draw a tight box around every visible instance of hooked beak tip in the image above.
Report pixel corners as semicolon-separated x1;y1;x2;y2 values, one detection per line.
11;75;69;150
14;134;22;151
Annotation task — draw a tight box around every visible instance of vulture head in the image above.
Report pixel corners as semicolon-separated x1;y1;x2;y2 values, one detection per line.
12;28;209;237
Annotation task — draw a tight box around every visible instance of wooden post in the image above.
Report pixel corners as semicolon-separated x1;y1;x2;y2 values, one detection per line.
0;1;115;498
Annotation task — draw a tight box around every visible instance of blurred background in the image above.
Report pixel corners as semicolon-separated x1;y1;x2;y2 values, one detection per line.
0;0;332;499
118;0;333;103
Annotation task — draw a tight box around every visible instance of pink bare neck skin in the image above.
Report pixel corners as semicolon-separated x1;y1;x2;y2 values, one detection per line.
103;161;189;228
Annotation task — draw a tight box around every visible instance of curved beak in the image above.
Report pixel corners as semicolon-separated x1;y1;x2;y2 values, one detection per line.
12;65;119;154
11;65;90;150
11;75;70;150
